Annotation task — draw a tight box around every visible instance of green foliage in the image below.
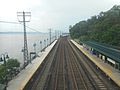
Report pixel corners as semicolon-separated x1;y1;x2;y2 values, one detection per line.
6;59;20;69
6;59;20;80
0;58;20;84
69;5;120;47
0;65;6;84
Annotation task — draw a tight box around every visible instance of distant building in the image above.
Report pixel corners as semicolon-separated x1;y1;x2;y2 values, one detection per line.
62;33;70;36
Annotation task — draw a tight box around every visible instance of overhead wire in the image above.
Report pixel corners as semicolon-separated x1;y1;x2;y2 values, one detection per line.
0;21;20;24
0;20;41;33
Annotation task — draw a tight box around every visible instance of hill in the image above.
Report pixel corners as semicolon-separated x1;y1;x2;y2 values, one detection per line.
69;5;120;47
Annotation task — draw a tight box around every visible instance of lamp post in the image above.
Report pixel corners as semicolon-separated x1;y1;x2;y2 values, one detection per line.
44;39;46;48
33;43;37;55
47;38;48;46
55;30;57;40
40;41;42;52
0;52;9;86
49;28;51;44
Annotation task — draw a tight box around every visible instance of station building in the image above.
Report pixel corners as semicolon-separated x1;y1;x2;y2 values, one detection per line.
81;41;120;70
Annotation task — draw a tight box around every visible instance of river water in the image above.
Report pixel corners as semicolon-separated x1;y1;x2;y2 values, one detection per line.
0;32;53;65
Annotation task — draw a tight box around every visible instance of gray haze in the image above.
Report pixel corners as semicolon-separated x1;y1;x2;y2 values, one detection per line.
0;0;120;32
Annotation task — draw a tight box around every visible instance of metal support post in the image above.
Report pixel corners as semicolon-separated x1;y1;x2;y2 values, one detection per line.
17;11;31;68
49;28;51;44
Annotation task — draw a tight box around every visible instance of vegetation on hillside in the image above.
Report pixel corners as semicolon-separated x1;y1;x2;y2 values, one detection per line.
69;5;120;47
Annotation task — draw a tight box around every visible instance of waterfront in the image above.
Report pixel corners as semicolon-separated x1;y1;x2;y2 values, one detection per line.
0;32;52;65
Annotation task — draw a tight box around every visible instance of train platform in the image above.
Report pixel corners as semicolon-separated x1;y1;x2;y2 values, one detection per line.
7;40;57;90
71;40;120;87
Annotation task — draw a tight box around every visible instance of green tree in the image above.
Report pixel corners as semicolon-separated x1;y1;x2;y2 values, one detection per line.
69;5;120;47
0;65;6;84
6;59;20;79
0;58;20;84
6;59;20;69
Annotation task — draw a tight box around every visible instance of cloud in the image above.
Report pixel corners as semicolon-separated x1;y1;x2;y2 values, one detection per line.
0;0;120;32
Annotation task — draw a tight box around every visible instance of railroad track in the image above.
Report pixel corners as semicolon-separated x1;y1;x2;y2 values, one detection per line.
43;37;94;90
29;39;60;90
43;37;66;90
68;40;110;90
66;43;89;90
69;40;119;90
30;37;119;90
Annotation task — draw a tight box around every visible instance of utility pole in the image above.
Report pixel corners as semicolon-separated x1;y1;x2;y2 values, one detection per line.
49;28;51;44
17;11;31;69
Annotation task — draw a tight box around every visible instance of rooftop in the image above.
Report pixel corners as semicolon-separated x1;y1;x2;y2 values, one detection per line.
82;41;120;63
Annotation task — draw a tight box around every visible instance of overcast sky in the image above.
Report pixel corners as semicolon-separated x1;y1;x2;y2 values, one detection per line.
0;0;120;32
